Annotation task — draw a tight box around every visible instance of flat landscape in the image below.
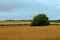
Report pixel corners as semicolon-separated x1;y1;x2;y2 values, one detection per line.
0;0;60;40
0;21;60;40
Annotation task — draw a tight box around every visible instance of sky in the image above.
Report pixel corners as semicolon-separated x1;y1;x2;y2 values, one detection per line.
0;0;60;20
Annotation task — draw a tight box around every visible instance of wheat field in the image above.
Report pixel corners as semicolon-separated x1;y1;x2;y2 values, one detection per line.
0;21;31;24
0;21;60;40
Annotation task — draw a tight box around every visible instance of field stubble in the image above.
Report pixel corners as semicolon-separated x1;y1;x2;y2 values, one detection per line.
0;26;59;40
0;21;59;40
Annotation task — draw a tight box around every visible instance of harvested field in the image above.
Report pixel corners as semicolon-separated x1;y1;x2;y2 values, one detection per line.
0;21;31;26
0;21;60;40
0;21;60;26
0;25;60;40
0;21;31;24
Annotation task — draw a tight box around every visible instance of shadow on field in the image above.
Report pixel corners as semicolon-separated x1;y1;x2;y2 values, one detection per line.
50;24;60;25
0;22;60;26
0;24;30;26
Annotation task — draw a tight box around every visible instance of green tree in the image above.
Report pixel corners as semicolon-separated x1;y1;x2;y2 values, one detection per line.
31;13;50;26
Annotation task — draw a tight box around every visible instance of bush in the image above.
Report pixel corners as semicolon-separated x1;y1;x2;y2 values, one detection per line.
31;13;50;26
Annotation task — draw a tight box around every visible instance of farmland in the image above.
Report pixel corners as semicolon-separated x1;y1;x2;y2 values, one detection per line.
0;21;60;40
0;21;60;26
0;21;31;25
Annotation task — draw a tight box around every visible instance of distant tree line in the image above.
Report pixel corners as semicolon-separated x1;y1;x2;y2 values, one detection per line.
2;19;60;22
2;19;60;23
4;20;32;22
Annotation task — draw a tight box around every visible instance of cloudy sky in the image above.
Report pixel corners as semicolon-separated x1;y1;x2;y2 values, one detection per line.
0;0;60;20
